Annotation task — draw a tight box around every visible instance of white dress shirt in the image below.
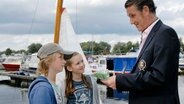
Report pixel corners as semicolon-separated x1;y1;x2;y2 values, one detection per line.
137;19;159;56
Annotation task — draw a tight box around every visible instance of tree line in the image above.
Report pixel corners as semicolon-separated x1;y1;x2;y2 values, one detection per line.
0;43;42;56
1;38;184;56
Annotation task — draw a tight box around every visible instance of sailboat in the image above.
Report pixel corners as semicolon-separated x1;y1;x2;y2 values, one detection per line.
20;0;92;75
57;8;91;74
50;0;92;81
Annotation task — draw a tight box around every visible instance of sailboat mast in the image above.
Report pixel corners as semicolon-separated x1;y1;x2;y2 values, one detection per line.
54;0;64;44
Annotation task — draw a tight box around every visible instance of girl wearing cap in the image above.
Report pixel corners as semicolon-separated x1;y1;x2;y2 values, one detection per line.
63;52;102;104
28;43;67;104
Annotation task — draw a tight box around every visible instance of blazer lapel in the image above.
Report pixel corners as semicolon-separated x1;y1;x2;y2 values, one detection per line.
131;20;163;73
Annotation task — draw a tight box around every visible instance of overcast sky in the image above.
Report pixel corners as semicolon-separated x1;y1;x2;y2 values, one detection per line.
0;0;184;51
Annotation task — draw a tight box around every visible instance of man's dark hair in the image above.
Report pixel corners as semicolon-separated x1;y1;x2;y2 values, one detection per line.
124;0;157;13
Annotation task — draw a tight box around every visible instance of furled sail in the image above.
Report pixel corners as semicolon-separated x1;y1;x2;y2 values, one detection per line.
56;9;92;81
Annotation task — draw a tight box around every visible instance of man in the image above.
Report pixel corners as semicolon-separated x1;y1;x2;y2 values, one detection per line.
102;0;180;104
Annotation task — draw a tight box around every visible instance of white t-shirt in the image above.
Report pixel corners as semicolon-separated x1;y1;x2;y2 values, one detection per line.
50;82;63;104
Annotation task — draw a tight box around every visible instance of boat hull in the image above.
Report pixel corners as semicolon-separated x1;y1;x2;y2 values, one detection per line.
2;64;20;71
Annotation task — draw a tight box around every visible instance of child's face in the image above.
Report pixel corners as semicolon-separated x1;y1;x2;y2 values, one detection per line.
69;54;85;74
50;53;66;73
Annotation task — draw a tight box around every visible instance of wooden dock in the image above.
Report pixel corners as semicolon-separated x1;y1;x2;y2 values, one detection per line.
0;71;37;87
0;71;36;80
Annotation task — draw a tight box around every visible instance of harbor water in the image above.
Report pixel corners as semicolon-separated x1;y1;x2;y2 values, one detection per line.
0;84;28;104
0;75;184;104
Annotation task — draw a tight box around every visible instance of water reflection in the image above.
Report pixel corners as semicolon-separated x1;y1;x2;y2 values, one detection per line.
0;84;28;104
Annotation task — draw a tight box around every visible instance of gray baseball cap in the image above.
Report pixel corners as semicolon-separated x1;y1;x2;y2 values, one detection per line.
37;43;73;60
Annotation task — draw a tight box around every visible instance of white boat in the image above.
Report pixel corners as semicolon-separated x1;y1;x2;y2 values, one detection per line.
2;54;24;71
179;53;184;70
90;48;138;74
90;55;137;74
20;53;39;73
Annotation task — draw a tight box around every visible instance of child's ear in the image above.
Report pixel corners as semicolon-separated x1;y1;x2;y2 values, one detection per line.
67;66;73;72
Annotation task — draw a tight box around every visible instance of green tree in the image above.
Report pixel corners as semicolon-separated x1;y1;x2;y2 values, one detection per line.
97;41;111;55
81;41;93;55
112;42;126;54
126;41;133;52
112;41;139;55
81;41;98;55
81;41;111;55
28;43;42;54
5;48;12;56
133;41;140;49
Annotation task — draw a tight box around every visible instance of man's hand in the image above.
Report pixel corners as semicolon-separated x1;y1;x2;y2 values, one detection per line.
101;75;116;89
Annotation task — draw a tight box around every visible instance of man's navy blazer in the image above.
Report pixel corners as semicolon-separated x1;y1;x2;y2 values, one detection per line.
116;20;180;104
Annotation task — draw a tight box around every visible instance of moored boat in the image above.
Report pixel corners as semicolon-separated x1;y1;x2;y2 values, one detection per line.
20;53;39;73
179;53;184;71
2;55;24;71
